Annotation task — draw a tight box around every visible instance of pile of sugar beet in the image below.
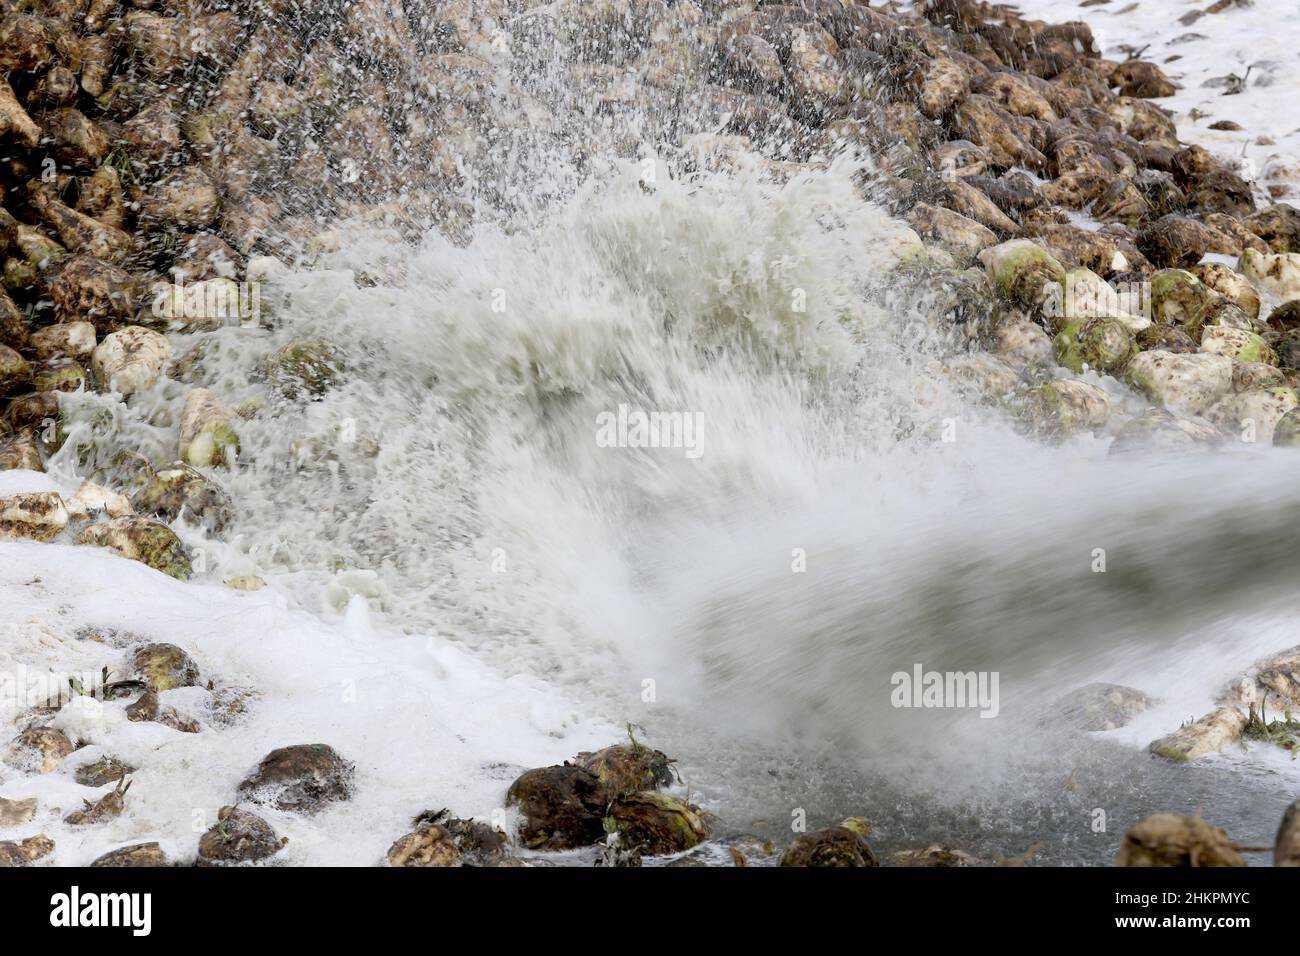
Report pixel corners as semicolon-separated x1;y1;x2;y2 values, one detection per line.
2;0;1300;865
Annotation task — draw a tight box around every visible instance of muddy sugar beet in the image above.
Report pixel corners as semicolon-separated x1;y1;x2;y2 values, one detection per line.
0;0;1297;877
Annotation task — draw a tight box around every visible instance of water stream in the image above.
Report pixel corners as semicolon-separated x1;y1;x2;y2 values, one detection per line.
42;2;1300;863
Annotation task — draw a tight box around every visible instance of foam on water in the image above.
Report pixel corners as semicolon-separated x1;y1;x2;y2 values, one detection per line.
35;148;1300;860
0;535;617;865
56;153;944;678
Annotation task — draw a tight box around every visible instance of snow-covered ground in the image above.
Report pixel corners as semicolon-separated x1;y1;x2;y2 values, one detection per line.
1007;0;1300;200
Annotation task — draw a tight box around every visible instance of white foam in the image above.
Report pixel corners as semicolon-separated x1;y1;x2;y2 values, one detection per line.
0;540;615;865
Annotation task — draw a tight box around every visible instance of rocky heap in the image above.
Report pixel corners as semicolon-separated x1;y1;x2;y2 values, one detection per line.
0;0;1297;561
880;0;1300;450
503;739;709;860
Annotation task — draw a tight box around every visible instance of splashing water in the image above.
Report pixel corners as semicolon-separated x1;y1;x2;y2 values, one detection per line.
37;12;1300;863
